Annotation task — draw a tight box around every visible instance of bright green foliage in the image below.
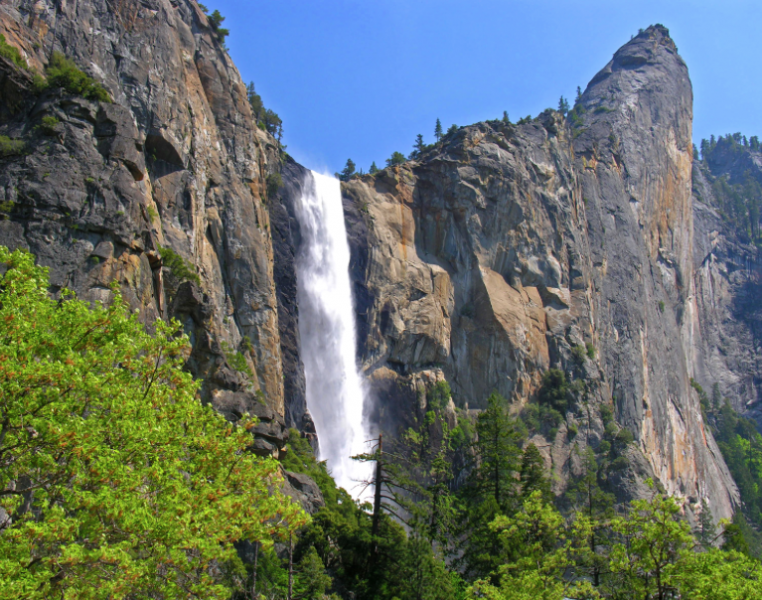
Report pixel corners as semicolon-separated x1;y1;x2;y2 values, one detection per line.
158;245;201;285
0;246;306;599
280;428;339;507
0;135;25;158
42;52;111;102
39;115;60;135
468;478;762;599
0;34;27;70
671;549;762;599
385;151;406;167
469;492;600;600
607;481;694;598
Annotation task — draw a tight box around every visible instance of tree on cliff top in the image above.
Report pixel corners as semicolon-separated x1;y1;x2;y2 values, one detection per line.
340;158;356;181
0;246;307;599
386;151;406;167
434;118;443;142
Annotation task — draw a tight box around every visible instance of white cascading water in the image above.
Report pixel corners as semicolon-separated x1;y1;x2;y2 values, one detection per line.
294;171;373;498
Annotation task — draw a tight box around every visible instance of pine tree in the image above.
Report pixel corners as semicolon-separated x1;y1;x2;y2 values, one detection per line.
340;158;356;181
409;133;426;159
558;96;570;116
447;124;458;136
386;151;406;167
456;392;524;579
520;444;551;502
369;161;379;174
698;499;717;549
502;111;510;124
434;118;443;142
247;82;264;123
208;9;229;43
575;86;582;104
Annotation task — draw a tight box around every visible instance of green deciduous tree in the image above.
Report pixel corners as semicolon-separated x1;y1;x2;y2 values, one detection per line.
0;246;306;599
468;492;600;600
607;481;694;600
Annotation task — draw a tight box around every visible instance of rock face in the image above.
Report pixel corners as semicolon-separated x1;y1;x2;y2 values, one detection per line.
691;146;762;419
338;26;739;522
0;0;289;453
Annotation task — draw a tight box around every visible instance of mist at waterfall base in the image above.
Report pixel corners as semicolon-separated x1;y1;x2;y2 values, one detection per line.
293;171;374;499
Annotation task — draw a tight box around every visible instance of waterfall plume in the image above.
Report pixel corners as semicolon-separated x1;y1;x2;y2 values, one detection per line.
293;171;373;498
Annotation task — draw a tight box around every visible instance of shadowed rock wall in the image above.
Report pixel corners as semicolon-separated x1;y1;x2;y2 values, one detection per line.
0;0;289;454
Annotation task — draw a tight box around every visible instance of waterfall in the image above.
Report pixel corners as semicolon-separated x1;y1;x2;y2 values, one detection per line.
293;170;373;497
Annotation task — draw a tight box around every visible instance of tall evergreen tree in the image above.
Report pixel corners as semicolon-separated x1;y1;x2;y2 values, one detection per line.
369;161;379;174
558;96;570;115
520;444;551;502
247;82;264;123
409;133;425;159
502;110;510;124
456;392;524;580
340;158;356;181
434;118;443;142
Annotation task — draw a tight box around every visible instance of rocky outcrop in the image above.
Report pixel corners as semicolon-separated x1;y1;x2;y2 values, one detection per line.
573;26;737;519
340;25;738;523
0;0;289;453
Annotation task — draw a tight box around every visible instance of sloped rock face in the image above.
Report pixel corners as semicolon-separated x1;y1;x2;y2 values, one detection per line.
342;26;738;521
572;26;736;517
0;0;288;451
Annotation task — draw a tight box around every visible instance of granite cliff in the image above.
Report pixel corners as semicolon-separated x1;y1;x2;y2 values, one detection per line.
319;25;744;525
0;0;295;461
0;4;756;527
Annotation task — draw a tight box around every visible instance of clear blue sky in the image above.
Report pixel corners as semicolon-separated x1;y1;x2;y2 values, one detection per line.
212;0;761;174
